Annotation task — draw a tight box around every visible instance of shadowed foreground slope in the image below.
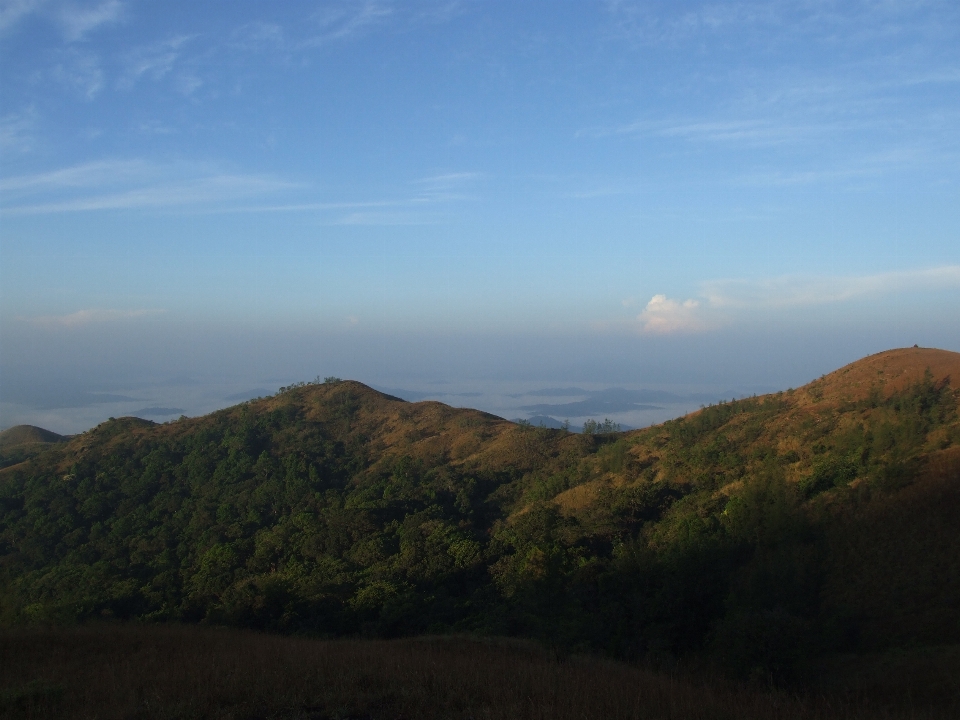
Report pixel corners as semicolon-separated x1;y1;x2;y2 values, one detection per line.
0;348;958;683
2;624;958;720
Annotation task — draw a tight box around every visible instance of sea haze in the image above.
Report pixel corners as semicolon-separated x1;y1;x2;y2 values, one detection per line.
0;317;950;434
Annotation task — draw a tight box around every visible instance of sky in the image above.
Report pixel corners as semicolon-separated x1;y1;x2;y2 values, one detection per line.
1;0;959;433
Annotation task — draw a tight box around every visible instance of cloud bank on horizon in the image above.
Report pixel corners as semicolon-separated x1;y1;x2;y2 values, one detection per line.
2;0;959;430
639;266;960;334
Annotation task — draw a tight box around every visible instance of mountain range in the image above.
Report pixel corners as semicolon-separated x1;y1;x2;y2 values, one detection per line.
1;346;958;682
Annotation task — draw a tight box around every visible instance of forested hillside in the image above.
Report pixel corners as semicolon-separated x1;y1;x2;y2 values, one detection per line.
1;348;958;680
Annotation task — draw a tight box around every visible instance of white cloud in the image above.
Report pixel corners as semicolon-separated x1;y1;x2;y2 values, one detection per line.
58;0;122;41
637;294;706;334
27;308;164;326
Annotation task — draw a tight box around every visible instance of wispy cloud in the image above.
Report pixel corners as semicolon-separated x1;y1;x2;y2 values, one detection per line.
225;1;461;59
415;171;479;187
702;266;960;309
333;210;440;226
637;119;811;145
118;34;196;88
605;0;959;47
229;21;286;52
582;113;887;147
244;172;480;222
58;0;122;41
26;308;164;326
412;171;480;201
564;182;643;199
0;0;45;34
593;1;960;195
308;1;393;45
0;160;478;219
137;119;175;135
237;199;405;213
50;48;103;98
0;159;300;214
0;159;149;191
4;175;298;214
0;0;123;39
606;0;777;46
0;107;38;152
414;0;464;25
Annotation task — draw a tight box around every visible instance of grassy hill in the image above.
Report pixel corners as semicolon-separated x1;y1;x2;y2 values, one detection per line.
0;425;68;471
0;426;65;448
0;348;958;686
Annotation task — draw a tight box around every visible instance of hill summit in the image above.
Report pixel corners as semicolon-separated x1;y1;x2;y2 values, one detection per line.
0;425;66;449
792;346;960;405
1;348;958;680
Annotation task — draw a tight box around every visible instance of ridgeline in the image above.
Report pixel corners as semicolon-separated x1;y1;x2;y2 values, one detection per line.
1;347;958;682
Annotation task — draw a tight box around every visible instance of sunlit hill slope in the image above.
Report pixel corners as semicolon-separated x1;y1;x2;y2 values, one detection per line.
1;347;958;679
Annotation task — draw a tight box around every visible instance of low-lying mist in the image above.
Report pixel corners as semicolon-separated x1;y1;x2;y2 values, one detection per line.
2;315;956;434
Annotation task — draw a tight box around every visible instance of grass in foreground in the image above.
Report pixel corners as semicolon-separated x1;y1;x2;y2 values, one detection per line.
1;625;957;720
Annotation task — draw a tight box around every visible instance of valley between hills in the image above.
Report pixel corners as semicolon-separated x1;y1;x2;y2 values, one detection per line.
1;346;959;718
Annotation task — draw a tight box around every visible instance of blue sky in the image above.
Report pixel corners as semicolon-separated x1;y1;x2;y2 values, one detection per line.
2;0;959;432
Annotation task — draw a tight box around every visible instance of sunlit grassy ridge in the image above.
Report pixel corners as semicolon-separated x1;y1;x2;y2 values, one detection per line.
0;426;66;449
0;348;958;688
0;426;67;471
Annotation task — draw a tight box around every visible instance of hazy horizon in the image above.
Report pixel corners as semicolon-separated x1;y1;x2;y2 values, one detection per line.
3;318;955;434
3;1;959;434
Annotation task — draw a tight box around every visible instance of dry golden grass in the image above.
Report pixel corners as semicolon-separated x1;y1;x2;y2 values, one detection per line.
0;426;65;450
798;347;960;407
0;625;955;720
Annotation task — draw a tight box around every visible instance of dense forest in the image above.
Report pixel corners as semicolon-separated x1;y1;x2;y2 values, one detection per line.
1;347;959;682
